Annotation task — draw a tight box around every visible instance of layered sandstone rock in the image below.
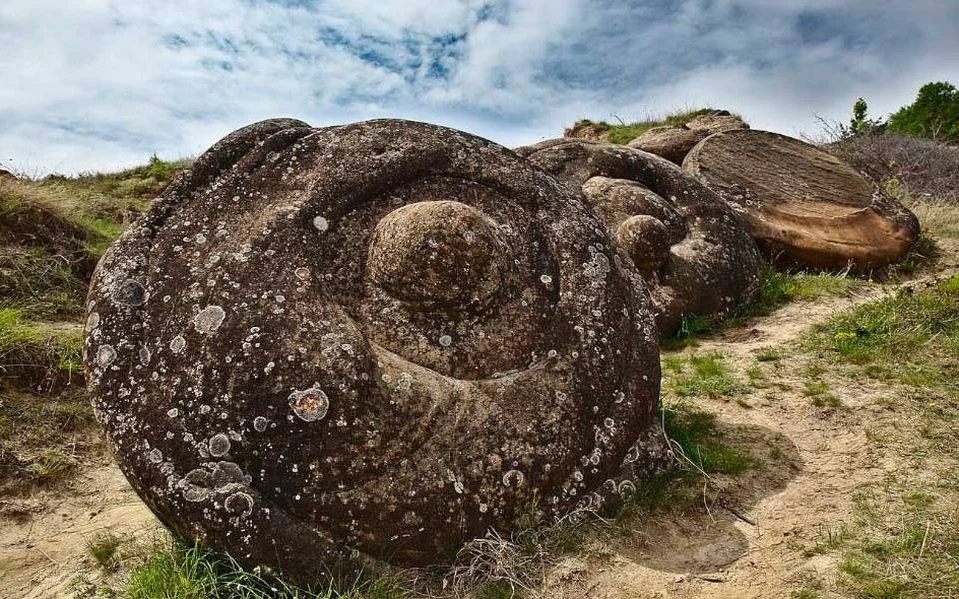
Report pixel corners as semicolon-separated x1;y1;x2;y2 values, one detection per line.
517;139;763;335
84;119;669;585
683;129;921;270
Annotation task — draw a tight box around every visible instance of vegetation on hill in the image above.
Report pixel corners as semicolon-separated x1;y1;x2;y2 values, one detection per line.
888;81;959;143
569;107;727;144
0;157;187;495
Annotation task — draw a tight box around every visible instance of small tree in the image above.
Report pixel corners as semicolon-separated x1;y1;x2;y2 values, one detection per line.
850;97;870;133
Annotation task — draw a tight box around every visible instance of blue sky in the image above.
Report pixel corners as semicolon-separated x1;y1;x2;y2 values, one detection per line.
1;0;957;175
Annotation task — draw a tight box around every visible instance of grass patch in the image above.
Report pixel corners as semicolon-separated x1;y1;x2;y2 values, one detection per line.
1;157;187;319
905;198;959;239
812;274;959;396
45;154;190;204
571;108;726;145
803;523;851;557
88;532;123;571
660;264;871;349
661;314;716;349
123;538;401;599
662;402;751;476
755;349;782;362
0;308;83;392
745;264;870;317
834;478;959;598
662;352;745;400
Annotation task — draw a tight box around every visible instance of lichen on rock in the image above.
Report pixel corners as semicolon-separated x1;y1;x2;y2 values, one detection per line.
84;118;670;586
516;138;763;336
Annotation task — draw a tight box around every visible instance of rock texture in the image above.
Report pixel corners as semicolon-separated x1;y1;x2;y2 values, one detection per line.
627;111;748;165
683;129;921;270
516;139;763;335
627;126;708;165
84;119;669;585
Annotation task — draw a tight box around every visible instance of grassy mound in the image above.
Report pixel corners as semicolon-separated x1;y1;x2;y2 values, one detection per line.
0;157;187;320
567;108;732;145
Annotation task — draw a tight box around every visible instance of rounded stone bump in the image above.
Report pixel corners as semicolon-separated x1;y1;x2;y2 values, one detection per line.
615;215;671;274
367;201;507;307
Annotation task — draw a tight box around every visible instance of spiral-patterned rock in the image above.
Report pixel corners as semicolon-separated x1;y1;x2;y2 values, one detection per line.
84;119;669;584
516;138;763;336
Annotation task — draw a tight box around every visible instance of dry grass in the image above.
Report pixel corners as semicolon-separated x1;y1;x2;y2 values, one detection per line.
826;133;959;203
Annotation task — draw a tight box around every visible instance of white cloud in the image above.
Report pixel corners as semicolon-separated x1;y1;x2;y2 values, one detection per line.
0;0;956;174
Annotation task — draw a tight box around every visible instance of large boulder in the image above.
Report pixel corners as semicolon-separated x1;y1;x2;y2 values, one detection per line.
516;139;763;335
683;129;921;270
627;110;748;165
84;119;669;585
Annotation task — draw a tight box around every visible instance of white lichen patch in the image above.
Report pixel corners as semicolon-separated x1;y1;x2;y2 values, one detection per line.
86;311;100;331
289;386;330;422
502;469;525;488
438;334;453;348
224;491;254;517
253;416;268;432
312;215;329;232
179;469;212;502
208;433;231;457
96;345;117;368
170;335;187;354
194;305;226;334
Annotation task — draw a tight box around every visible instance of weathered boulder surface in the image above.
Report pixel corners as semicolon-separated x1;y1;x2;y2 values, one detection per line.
627;111;748;165
683;129;921;270
516;139;763;335
627;126;708;165
84;119;669;584
685;111;748;134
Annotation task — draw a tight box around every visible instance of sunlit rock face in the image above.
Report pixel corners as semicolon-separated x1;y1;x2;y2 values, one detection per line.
516;138;763;336
683;129;921;270
84;118;669;584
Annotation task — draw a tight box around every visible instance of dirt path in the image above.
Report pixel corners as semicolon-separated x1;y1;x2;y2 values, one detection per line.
0;460;159;599
542;272;957;599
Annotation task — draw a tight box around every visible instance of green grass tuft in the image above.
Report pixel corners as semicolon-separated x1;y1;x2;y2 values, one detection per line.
663;402;751;476
88;532;123;570
663;352;746;400
745;264;870;318
126;539;402;599
812;274;959;397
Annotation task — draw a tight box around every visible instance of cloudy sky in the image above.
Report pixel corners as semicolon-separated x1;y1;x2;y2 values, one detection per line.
1;0;957;175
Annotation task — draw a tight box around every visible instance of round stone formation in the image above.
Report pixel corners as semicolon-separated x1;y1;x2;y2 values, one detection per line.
84;118;668;585
516;138;763;336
